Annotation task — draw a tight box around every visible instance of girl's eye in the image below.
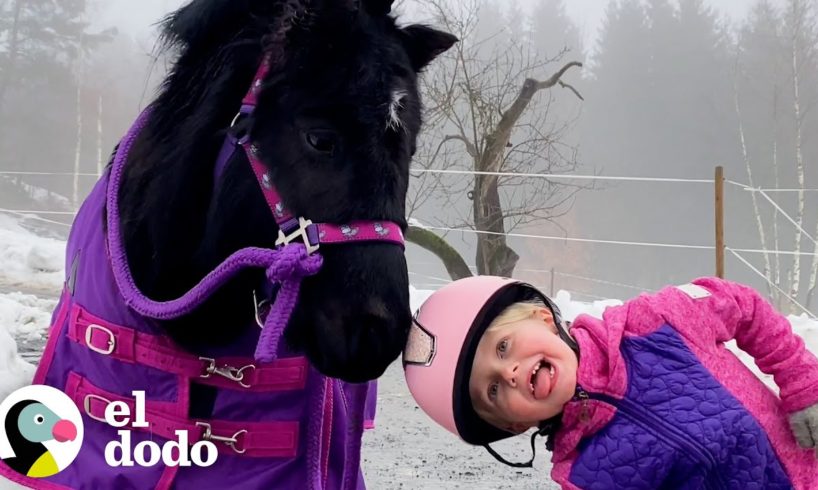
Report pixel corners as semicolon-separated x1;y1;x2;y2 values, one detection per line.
497;338;509;356
488;382;499;402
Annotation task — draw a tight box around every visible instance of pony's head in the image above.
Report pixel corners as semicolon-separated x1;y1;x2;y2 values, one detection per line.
157;0;456;382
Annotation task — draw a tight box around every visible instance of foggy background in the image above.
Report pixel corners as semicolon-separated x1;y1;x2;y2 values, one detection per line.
1;0;816;316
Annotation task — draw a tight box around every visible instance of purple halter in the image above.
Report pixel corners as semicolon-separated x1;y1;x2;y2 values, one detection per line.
220;55;405;363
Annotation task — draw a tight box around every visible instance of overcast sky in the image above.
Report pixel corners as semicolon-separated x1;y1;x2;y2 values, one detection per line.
95;0;779;51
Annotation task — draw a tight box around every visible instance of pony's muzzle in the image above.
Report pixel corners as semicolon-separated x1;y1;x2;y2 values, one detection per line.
306;298;410;383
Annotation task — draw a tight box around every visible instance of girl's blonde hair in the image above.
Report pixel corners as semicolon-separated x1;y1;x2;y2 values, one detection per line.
486;299;550;334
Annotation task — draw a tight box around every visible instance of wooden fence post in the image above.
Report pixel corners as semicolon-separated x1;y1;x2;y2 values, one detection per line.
550;267;555;297
715;166;725;278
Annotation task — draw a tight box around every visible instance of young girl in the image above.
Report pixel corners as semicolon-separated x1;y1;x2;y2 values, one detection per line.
403;275;818;488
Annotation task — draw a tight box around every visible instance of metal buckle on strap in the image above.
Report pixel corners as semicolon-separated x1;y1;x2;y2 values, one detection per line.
230;111;243;128
195;422;247;454
252;290;271;329
199;357;256;388
275;217;319;255
85;324;115;355
83;394;112;423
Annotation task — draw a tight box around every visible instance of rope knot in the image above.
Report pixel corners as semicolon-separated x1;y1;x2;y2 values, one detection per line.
254;243;324;363
265;243;323;283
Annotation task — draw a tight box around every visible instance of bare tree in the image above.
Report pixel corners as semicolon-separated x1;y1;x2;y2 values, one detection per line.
732;52;773;298
788;0;810;301
801;0;818;307
96;95;103;176
0;0;25;118
406;0;585;279
735;0;818;314
771;85;783;308
72;28;84;207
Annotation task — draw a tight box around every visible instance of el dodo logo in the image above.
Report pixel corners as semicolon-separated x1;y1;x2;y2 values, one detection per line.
2;387;217;476
0;385;82;478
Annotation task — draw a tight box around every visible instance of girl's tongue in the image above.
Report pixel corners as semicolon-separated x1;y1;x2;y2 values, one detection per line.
533;364;554;400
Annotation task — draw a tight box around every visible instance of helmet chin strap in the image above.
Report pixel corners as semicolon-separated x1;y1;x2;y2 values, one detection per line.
557;320;579;353
482;425;549;468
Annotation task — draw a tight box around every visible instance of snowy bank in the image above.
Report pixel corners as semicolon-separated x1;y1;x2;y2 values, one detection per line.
0;213;64;292
0;213;62;412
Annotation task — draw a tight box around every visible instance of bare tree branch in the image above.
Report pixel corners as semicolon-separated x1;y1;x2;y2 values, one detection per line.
536;61;584;90
558;80;584;101
406;225;473;280
441;134;477;157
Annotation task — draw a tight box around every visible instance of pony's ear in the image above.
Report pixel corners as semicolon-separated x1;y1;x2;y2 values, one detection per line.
363;0;393;15
400;25;458;71
160;0;251;50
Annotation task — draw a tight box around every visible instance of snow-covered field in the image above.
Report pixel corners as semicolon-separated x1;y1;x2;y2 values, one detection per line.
1;212;817;488
0;214;64;293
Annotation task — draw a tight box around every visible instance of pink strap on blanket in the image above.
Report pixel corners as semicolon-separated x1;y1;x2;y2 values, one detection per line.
66;373;298;458
33;289;71;385
66;303;307;392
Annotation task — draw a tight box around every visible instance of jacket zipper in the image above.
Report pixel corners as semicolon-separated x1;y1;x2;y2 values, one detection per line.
575;387;726;490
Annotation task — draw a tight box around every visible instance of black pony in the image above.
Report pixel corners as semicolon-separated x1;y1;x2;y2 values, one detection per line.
118;0;456;382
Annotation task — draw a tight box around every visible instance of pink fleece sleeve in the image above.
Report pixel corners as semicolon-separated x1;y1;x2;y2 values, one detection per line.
688;277;818;413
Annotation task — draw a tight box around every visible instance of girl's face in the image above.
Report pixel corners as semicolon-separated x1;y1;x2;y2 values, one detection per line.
468;308;578;433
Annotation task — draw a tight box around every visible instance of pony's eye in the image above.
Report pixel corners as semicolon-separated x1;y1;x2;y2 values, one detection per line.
303;130;337;156
34;414;45;425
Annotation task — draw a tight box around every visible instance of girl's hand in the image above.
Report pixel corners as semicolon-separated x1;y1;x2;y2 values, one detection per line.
790;404;818;457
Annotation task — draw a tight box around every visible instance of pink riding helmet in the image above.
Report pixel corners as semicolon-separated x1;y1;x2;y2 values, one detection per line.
403;275;569;446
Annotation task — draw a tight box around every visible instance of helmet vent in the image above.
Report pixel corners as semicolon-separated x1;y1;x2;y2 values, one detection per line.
403;315;437;366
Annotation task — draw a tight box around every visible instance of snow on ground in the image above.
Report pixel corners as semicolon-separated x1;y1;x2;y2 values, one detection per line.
0;292;56;340
0;176;72;210
0;214;64;409
0;293;53;407
0;213;64;292
0;325;36;403
2;213;818;488
407;217;429;230
409;284;434;311
552;289;623;322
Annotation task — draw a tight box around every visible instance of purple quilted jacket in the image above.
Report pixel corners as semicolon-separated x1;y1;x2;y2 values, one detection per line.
551;277;818;489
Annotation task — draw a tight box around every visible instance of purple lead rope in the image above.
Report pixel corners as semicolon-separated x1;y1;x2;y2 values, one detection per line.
343;383;368;489
307;373;327;490
106;107;323;362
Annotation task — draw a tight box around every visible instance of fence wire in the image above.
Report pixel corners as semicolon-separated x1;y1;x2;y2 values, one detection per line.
3;168;818;314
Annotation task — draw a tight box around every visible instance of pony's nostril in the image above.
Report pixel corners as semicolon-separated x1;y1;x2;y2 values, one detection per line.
309;307;405;383
364;298;389;321
356;312;393;354
349;327;400;380
361;310;391;334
